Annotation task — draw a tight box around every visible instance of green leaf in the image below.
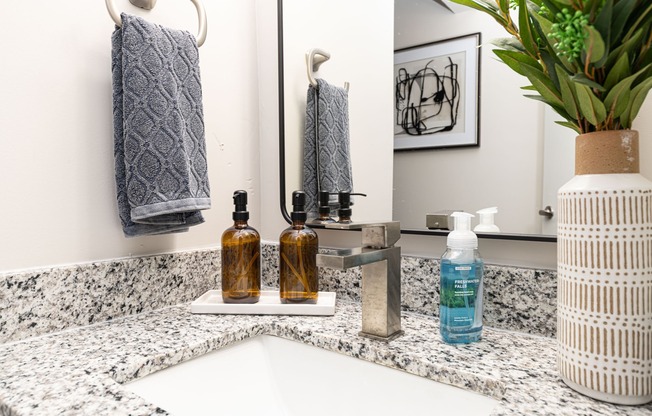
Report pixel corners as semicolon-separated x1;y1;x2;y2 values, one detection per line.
570;74;606;91
523;95;572;121
540;50;561;90
604;53;631;91
529;11;576;74
620;78;652;128
447;0;508;26
593;0;613;46
576;84;607;126
497;0;510;13
528;8;554;41
556;65;579;119
540;0;563;16
518;0;538;57
491;37;526;52
519;64;564;108
494;49;542;76
611;0;638;46
621;3;652;43
640;45;652;70
604;64;652;119
605;28;644;70
584;26;606;64
555;120;581;134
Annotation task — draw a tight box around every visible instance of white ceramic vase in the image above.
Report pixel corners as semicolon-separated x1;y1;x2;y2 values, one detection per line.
557;130;652;405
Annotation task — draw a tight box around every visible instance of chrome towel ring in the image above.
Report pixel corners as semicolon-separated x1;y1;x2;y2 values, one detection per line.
105;0;207;47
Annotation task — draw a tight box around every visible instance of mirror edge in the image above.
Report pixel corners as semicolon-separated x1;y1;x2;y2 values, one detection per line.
277;0;291;225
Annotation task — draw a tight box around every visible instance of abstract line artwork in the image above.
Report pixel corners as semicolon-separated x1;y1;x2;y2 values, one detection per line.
394;34;480;150
395;55;461;136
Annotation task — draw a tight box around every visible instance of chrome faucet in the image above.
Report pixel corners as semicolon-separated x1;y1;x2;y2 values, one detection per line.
316;221;403;341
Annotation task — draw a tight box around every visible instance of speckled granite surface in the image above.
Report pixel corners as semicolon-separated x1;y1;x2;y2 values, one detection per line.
0;250;220;344
1;300;649;416
1;243;557;344
266;244;557;337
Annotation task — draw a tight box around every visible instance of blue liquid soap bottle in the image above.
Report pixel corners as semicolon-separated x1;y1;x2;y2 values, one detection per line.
439;212;484;344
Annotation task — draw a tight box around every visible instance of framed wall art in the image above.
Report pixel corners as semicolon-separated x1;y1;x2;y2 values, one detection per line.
394;33;480;150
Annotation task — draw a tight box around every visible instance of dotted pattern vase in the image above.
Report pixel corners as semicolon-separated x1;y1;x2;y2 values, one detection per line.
557;130;652;405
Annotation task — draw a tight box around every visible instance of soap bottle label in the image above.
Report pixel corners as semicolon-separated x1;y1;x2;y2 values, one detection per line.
439;259;483;343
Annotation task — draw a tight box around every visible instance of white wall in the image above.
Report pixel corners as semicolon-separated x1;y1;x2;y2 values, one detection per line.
393;0;544;234
0;0;393;273
279;0;395;225
3;1;648;273
0;0;261;272
390;1;652;268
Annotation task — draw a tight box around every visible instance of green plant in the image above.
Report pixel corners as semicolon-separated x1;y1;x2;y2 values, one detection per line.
449;0;652;134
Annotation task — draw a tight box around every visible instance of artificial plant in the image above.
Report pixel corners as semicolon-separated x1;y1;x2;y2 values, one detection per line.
449;0;652;134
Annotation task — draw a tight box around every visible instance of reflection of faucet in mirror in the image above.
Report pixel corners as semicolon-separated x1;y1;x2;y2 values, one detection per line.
317;221;403;341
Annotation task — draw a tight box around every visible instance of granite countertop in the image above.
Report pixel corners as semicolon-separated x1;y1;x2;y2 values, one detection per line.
0;299;650;416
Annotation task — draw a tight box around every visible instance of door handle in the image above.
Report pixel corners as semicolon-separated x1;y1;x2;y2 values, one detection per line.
538;206;554;219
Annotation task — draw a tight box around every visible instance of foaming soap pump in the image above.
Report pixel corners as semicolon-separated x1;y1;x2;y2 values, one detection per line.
221;190;261;304
279;191;319;304
439;212;484;344
474;207;500;233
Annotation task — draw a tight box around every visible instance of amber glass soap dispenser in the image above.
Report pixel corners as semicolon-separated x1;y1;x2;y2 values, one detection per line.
280;191;319;303
221;190;261;303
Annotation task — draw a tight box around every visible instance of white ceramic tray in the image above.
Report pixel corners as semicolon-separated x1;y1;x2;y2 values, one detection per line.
190;290;336;316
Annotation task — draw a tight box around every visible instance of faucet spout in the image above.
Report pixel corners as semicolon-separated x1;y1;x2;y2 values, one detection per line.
317;247;395;270
316;221;403;342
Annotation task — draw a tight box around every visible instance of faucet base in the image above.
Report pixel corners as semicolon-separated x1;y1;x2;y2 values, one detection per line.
358;330;404;343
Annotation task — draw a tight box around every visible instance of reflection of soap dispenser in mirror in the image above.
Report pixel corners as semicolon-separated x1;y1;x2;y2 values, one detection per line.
440;211;484;344
336;191;367;223
474;207;500;233
221;190;261;304
280;191;319;304
309;191;336;225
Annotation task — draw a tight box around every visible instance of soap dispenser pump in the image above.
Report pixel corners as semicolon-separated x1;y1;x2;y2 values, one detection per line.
439;211;484;344
310;190;336;225
336;191;367;223
474;207;500;233
280;191;319;303
221;190;261;303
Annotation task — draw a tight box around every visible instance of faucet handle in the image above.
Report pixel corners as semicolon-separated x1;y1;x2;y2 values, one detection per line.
324;221;400;248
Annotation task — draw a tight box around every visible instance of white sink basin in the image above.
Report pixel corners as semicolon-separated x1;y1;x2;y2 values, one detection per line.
124;335;499;416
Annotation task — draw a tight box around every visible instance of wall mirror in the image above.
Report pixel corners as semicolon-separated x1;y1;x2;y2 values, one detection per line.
277;0;394;226
277;0;651;243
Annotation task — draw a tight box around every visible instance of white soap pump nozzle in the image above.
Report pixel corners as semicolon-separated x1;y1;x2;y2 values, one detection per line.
474;207;500;233
447;212;477;249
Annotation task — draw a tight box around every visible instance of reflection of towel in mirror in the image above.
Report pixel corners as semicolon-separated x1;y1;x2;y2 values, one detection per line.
111;14;211;237
303;79;353;214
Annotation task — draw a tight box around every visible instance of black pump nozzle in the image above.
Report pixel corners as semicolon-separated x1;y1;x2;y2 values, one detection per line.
232;190;249;221
337;191;367;223
318;191;331;213
291;190;307;222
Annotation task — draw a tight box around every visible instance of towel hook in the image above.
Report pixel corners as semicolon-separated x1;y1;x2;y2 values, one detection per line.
105;0;207;47
306;48;349;91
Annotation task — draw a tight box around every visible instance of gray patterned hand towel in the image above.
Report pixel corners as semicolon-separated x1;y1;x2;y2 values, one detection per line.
111;14;210;237
302;79;353;213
